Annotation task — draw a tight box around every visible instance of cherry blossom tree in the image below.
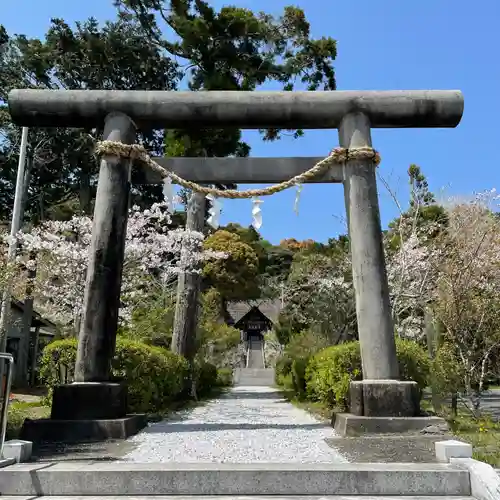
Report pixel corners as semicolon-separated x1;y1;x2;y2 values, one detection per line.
385;226;441;339
381;166;446;340
277;252;357;345
433;189;500;407
11;201;225;331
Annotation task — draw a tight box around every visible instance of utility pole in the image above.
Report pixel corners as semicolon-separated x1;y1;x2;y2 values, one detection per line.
0;127;29;377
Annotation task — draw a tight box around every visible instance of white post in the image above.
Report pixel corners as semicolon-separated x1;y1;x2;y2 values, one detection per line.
0;127;29;365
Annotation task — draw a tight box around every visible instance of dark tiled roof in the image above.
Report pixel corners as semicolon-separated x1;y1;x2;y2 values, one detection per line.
226;299;283;324
11;299;56;328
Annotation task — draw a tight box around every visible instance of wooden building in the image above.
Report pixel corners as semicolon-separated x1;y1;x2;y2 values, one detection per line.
225;300;282;343
5;300;56;387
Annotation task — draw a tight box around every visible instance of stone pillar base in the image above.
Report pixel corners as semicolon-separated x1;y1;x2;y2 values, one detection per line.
21;414;147;443
332;413;448;436
350;379;420;417
51;382;127;420
21;382;147;443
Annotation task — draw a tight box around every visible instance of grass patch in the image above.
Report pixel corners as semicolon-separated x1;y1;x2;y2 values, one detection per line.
425;395;500;467
445;411;500;467
6;400;51;440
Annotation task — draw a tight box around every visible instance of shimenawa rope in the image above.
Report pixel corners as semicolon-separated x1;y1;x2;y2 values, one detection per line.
95;141;381;199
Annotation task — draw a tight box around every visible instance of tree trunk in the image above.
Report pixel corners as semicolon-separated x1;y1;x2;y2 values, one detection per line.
424;307;443;413
79;160;93;215
171;191;206;397
451;393;458;417
29;326;40;386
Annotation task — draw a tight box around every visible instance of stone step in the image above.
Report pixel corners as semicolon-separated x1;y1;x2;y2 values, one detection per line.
0;462;471;497
0;496;477;499
235;381;274;387
234;368;275;387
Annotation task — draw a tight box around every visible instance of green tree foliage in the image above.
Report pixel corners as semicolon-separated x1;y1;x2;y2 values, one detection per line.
202;229;260;301
195;288;245;369
115;1;337;96
115;0;338;221
3;0;338;223
408;163;435;208
116;0;337;165
222;223;294;286
120;285;177;349
0;15;178;221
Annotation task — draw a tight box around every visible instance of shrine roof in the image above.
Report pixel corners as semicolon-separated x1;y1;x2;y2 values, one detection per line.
226;300;283;324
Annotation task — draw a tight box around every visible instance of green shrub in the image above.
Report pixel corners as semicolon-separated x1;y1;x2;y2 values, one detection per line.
275;330;327;390
275;355;293;384
6;405;25;440
216;367;233;387
197;321;242;368
291;357;309;397
39;337;189;413
430;342;465;396
396;337;431;394
306;341;361;407
305;338;430;409
194;360;218;396
279;372;295;392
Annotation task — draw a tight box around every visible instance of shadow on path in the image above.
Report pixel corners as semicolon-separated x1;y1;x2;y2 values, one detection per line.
142;422;328;434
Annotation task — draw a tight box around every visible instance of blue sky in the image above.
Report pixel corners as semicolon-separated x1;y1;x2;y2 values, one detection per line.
3;0;499;244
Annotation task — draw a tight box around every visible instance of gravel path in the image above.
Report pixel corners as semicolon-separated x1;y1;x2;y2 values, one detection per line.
122;386;347;463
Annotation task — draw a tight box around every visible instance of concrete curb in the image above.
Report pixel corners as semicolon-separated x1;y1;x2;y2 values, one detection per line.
434;438;500;500
451;458;500;500
435;439;473;462
0;462;471;497
2;439;32;463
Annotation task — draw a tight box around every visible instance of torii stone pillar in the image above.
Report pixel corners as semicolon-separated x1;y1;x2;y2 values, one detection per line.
339;112;418;425
8;89;463;441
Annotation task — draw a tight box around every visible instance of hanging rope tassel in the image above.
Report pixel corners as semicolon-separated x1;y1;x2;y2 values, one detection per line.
251;198;263;230
206;194;222;229
294;183;303;215
162;176;175;214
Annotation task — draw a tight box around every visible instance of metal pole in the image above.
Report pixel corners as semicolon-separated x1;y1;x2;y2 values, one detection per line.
0;127;29;370
0;353;14;458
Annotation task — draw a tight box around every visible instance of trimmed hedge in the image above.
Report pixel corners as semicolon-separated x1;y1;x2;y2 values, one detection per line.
194;359;219;396
39;337;189;413
215;367;233;387
304;338;431;409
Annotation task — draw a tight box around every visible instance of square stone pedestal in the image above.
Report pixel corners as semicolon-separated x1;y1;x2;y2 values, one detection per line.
350;379;420;417
333;379;448;436
20;382;146;443
51;382;127;420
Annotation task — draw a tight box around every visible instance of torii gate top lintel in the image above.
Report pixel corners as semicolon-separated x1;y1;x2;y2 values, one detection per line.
8;89;464;130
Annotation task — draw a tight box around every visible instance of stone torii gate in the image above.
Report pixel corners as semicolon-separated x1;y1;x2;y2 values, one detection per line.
9;89;464;441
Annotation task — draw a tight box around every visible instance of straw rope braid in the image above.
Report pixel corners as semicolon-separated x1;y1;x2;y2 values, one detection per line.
95;141;381;199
